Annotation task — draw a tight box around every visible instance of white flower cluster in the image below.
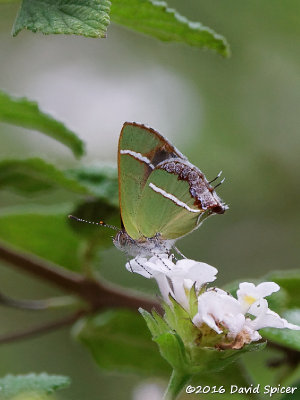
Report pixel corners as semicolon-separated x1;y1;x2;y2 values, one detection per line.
127;256;300;349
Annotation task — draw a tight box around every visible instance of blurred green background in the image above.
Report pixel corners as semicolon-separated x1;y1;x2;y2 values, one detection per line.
0;1;299;399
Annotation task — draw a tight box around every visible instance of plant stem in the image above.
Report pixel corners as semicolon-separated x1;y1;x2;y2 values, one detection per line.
0;240;162;313
0;310;85;344
163;370;191;400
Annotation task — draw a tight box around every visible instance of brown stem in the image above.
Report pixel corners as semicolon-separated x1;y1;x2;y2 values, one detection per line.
0;241;162;314
0;311;85;344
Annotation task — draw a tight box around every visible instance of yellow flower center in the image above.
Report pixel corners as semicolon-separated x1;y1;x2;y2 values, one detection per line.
244;295;256;305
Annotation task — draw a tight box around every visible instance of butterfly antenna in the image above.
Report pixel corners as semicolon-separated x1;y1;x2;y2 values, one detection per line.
209;170;222;184
68;215;119;231
214;177;225;190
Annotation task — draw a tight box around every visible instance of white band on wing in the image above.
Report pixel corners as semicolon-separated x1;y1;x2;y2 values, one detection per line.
120;149;154;169
149;183;201;213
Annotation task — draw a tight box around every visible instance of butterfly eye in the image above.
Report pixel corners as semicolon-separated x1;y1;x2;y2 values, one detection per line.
116;231;128;246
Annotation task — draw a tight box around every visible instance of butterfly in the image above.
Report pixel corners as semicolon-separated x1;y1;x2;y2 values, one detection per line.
113;122;227;258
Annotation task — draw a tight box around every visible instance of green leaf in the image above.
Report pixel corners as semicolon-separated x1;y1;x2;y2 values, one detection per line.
0;159;119;209
0;158;88;196
67;164;119;206
0;90;84;158
265;270;300;309
0;212;83;271
0;373;70;399
139;308;161;337
189;342;266;375
110;0;229;57
261;309;300;351
12;0;111;38
73;309;171;376
154;331;189;372
139;308;170;337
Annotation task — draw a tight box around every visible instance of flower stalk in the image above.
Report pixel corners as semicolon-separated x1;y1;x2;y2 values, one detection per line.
130;254;300;399
163;370;191;400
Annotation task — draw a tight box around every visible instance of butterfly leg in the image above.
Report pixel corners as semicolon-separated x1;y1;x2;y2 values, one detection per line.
173;245;187;259
128;257;151;275
133;256;153;276
151;252;172;270
128;258;134;273
159;241;177;262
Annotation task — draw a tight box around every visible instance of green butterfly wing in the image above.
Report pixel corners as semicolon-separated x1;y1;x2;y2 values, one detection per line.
118;122;185;240
136;166;207;240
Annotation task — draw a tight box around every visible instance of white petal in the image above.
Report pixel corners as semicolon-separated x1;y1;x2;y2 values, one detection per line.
172;279;189;310
125;258;151;278
168;261;217;290
153;272;174;305
193;310;222;334
255;282;280;297
238;282;256;294
175;260;218;281
224;313;246;338
237;281;280;314
183;279;194;291
193;290;244;337
248;299;300;331
243;323;262;342
148;254;172;265
145;256;175;274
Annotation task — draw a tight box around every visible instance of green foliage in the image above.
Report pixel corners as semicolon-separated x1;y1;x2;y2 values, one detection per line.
0;373;70;399
0;90;84;158
12;0;111;38
67;165;119;206
0;203;118;272
110;0;229;56
74;309;171;376
0;161;120;272
155;331;189;372
0;158;119;210
140;305;266;377
9;0;229;56
265;270;300;309
0;212;83;271
0;158;88;196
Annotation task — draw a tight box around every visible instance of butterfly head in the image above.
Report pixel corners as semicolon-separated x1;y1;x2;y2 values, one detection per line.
113;229;175;258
